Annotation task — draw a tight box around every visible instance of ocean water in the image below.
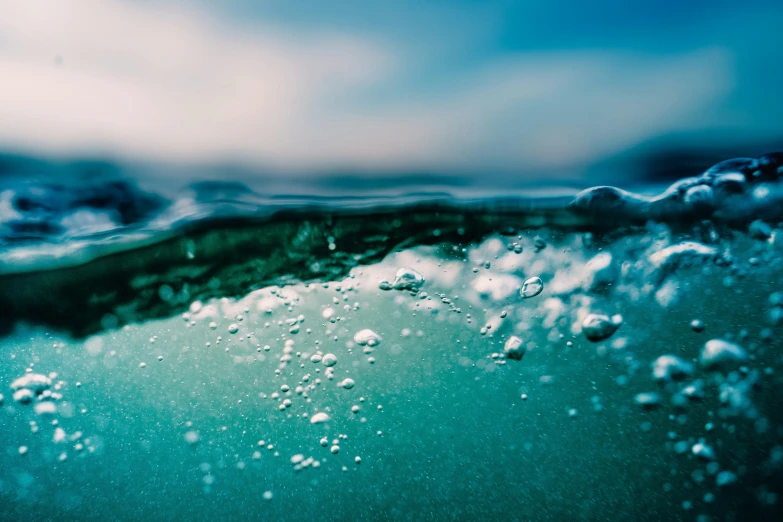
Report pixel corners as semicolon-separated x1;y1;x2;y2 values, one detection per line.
1;153;783;521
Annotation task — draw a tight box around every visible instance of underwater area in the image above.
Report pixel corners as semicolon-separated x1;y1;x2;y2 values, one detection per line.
2;154;783;521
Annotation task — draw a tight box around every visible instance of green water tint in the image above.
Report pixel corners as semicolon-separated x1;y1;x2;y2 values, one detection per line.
0;206;582;337
2;224;783;521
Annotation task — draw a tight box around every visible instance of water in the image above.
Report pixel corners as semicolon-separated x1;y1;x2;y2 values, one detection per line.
1;153;783;521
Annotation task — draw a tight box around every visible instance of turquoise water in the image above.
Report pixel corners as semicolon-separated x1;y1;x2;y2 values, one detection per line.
1;154;783;521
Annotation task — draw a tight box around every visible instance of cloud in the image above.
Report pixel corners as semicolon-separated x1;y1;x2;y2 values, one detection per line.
0;1;733;175
0;1;395;164
321;49;732;173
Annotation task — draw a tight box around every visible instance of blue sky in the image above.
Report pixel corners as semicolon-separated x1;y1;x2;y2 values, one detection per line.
0;0;781;179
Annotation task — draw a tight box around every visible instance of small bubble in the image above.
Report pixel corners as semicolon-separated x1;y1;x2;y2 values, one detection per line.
692;442;716;460
634;392;662;410
690;319;705;332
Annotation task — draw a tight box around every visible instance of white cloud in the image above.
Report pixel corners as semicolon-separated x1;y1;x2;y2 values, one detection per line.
0;1;732;175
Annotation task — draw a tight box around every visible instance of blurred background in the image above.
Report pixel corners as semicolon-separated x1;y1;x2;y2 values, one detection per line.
1;0;782;190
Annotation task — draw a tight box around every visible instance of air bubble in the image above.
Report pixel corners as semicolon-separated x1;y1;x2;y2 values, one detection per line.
581;313;623;342
354;329;382;347
391;268;425;291
310;412;330;424
520;277;544;298
503;336;526;361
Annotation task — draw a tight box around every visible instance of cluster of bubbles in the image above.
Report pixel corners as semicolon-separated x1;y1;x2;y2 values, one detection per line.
154;274;411;495
5;369;94;462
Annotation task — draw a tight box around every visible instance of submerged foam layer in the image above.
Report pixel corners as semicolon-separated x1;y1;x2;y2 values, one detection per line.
0;153;781;336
